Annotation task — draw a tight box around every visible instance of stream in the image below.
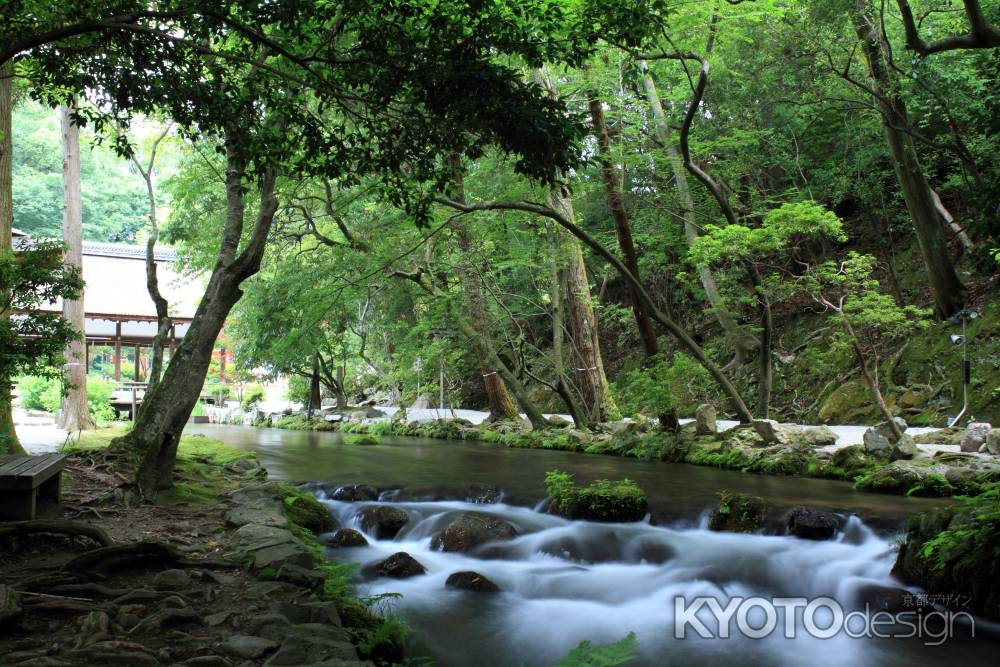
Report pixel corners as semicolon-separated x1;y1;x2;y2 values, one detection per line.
187;424;998;666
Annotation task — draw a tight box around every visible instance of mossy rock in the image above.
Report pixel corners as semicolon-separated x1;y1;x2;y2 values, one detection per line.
709;491;768;533
913;428;965;446
546;472;648;523
344;434;378;446
821;445;879;481
855;462;925;494
818;378;880;424
280;484;336;533
746;444;820;477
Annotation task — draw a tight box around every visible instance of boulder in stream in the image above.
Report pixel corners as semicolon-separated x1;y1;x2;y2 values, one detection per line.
329;484;379;502
785;507;842;540
752;419;802;445
445;571;500;592
862;418;918;460
323;528;368;548
431;512;518;552
708;492;768;533
356;505;410;539
374;552;426;578
960;422;992;452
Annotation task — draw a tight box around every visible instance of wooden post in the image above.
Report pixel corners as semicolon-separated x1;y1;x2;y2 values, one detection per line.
220;348;227;383
134;344;142;382
114;321;122;382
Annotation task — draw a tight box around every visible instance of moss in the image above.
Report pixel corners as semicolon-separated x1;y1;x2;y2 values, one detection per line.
906;472;954;497
709;491;768;533
280;483;335;533
745;444;821;477
818;378;879;424
66;426;260;505
343;434;378;446
855;463;924;494
544;470;648;522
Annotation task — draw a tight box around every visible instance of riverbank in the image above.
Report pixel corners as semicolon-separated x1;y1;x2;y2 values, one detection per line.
268;412;1000;500
0;425;390;666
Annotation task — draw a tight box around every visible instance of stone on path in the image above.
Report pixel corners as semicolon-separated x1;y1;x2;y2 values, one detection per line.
0;585;22;628
221;635;279;660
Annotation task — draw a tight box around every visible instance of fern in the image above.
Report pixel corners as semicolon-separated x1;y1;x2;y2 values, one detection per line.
551;633;638;667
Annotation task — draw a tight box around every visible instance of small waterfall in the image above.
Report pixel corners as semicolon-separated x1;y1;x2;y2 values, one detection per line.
314;493;946;667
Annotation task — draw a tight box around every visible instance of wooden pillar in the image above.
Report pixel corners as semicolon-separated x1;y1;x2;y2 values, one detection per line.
114;321;122;382
219;348;227;384
84;340;90;371
134;344;142;382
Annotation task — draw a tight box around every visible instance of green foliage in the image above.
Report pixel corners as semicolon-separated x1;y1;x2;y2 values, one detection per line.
551;632;638;667
0;241;84;391
286;375;310;404
15;375;55;411
617;353;712;418
344;433;378;446
16;373;117;422
241;383;266;411
545;470;648;522
920;484;1000;572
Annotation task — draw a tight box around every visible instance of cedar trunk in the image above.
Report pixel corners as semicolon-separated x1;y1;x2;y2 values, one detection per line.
0;63;24;453
587;95;659;357
57;103;95;432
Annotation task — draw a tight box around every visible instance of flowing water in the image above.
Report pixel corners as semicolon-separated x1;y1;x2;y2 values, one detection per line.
187;424;997;666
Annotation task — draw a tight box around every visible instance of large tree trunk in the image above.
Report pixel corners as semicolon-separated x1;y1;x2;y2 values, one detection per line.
549;185;617;424
57;102;94;432
854;5;966;319
587;92;659;357
0;62;24;454
449;154;519;422
639;61;756;361
117;144;278;498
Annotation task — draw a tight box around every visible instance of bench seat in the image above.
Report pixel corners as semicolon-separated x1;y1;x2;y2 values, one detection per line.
0;453;68;521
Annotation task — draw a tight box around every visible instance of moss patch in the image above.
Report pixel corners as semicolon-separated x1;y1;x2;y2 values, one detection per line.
343;434;378;446
709;491;768;533
544;470;648;522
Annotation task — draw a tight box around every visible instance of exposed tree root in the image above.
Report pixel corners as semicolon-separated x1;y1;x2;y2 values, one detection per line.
0;520;114;547
61;541;236;574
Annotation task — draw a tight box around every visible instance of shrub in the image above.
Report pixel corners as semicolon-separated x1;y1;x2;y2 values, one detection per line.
16;375;57;411
344;434;378;446
241;383;266;411
709;491;768;533
86;375;117;423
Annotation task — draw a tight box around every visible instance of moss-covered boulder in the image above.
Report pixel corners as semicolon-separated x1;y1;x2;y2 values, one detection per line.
746;443;820;477
822;444;879;480
709;491;768;533
818;378;880;424
893;485;1000;620
544;471;648;522
344;434;378;446
280;485;336;533
855;461;926;494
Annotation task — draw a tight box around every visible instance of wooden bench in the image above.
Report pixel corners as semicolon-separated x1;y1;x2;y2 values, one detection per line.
0;454;68;521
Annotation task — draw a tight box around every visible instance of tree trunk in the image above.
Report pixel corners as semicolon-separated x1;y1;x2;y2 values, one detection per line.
842;314;903;440
449;155;519;422
57;102;94;432
335;364;347;409
133;125;173;399
854;5;966;318
748;266;772;418
587;92;659;357
307;353;321;419
639;61;756;361
119;144;278;498
0;62;25;454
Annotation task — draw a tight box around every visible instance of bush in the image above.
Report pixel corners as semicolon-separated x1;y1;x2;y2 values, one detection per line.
86;375;116;423
203;382;231;405
286;375;310;404
16;375;57;411
709;491;768;533
241;383;266;411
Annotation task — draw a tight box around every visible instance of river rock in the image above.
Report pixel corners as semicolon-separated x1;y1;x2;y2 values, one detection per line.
752;419;801;445
960;422;992;452
466;483;502;504
799;425;838;448
547;415;572;428
374;552;426;578
785;507;841;540
863;418;917;460
695;404;717;436
0;585;22;628
708;492;767;533
221;635;279;660
431;512;518;552
986;429;1000;455
445;571;500;592
330;484;379;502
324;528;368;548
356;505;410;539
603;420;637;436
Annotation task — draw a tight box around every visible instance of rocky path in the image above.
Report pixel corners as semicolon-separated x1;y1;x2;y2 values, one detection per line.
0;453;373;667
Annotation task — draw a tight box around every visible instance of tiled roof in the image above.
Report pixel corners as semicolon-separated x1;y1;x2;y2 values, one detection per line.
82;241;178;262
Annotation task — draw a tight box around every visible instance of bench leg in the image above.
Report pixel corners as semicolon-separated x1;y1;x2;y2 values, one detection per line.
39;473;62;505
0;489;36;521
